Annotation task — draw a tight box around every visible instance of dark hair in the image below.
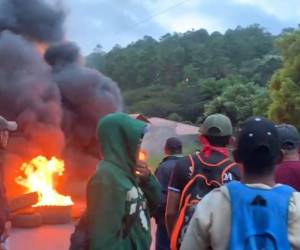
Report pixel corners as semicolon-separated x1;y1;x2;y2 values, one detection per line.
282;141;299;151
205;135;231;147
235;145;279;176
165;137;182;154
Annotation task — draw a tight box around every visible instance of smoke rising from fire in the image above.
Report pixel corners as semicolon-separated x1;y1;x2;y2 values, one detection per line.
0;0;122;197
45;42;122;178
0;30;65;196
0;31;65;157
0;0;65;43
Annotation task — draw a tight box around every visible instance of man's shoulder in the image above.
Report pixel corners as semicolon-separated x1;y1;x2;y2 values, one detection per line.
200;185;231;205
193;186;231;219
159;156;181;168
172;155;193;172
290;191;300;211
279;160;300;169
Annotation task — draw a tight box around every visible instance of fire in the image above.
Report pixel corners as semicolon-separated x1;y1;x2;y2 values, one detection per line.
35;42;48;55
16;156;73;207
138;149;148;162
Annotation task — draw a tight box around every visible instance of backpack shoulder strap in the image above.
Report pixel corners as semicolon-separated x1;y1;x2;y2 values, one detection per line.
195;151;231;167
272;184;295;196
187;154;196;177
227;182;295;204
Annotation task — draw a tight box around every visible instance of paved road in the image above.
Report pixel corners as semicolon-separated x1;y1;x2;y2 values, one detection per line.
9;221;156;250
10;224;73;250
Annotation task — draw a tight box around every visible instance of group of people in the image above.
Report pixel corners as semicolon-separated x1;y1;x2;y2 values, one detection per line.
83;112;300;250
0;111;299;250
154;114;300;250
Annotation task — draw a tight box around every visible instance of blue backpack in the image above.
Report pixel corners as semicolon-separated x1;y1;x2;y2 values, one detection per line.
227;181;294;250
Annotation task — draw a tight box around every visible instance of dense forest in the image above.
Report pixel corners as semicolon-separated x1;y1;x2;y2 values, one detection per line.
86;24;300;128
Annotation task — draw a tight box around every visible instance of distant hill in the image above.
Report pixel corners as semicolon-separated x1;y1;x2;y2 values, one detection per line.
86;24;291;124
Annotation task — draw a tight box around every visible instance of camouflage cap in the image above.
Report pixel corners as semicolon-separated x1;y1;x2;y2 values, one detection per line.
201;113;232;136
0;116;17;131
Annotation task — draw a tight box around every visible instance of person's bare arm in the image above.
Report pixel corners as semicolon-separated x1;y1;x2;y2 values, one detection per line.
165;189;180;236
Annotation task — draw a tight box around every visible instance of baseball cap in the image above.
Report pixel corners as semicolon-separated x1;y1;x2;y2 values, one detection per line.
201;114;232;136
236;117;280;163
276;124;300;150
0;116;18;131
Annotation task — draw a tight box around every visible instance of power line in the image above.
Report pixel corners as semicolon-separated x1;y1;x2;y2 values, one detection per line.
135;0;193;26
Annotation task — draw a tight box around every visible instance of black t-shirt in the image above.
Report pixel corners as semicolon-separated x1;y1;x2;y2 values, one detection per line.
154;155;182;224
168;151;241;194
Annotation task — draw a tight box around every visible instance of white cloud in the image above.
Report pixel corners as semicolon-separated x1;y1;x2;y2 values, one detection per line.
64;0;300;54
233;0;300;21
140;0;221;33
157;13;221;33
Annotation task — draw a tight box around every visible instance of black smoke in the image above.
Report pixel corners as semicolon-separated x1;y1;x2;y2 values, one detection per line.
0;31;65;196
0;31;65;156
45;42;122;180
0;0;65;42
0;0;123;197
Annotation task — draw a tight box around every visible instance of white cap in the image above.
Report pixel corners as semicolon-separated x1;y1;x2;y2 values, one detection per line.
0;116;17;131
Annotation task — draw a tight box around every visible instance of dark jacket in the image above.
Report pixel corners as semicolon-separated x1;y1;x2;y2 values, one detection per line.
154;155;181;224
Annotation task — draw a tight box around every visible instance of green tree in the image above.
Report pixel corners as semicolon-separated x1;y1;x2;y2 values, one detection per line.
253;87;271;117
205;82;268;125
86;25;281;125
269;30;300;129
86;44;106;71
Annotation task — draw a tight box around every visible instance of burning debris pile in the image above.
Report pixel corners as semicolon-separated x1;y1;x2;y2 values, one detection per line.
9;156;74;227
0;0;122;210
16;156;73;207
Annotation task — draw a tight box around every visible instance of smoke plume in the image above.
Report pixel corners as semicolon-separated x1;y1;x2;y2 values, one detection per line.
45;42;122;179
0;0;65;42
0;0;122;197
0;31;65;196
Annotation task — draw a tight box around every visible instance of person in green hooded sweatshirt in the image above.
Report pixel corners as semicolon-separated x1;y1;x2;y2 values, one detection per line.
87;112;161;250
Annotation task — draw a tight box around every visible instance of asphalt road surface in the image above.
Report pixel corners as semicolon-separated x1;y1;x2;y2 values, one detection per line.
9;220;156;250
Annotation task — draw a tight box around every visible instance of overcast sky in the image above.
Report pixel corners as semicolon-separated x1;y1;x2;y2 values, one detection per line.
63;0;300;55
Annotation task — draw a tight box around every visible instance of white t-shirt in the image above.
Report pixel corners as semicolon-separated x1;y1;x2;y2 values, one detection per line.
181;184;300;250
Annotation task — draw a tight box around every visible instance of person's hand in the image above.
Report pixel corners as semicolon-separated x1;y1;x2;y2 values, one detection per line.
135;160;151;181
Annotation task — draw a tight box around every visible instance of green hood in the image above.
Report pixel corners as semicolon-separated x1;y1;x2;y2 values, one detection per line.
97;112;146;173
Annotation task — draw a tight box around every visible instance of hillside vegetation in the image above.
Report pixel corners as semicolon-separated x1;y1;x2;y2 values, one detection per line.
86;25;300;128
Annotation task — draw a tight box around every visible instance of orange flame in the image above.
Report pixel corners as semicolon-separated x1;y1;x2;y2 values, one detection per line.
35;43;48;55
16;156;73;207
138;150;148;162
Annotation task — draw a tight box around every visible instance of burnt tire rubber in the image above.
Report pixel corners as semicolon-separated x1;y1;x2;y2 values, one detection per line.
9;192;39;212
34;206;72;224
11;212;42;228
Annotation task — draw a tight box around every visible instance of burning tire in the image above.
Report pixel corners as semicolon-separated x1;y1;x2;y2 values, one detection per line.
11;212;42;228
9;192;39;212
34;205;72;224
